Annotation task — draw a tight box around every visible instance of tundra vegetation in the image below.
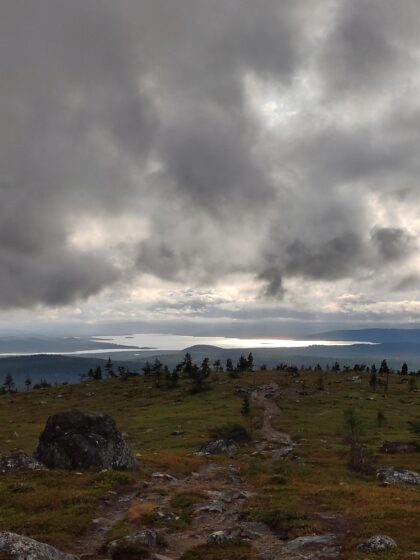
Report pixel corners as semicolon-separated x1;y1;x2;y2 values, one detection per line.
0;357;418;559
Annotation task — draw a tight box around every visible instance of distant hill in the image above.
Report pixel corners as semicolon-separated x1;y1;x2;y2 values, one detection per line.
0;335;139;354
0;355;141;388
307;328;420;344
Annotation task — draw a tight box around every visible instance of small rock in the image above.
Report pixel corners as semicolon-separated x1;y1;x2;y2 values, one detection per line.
197;439;239;456
207;531;230;544
193;501;225;514
357;535;397;552
151;472;179;482
108;531;159;558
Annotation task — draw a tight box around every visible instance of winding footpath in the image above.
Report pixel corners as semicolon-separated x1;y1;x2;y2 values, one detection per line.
77;383;352;559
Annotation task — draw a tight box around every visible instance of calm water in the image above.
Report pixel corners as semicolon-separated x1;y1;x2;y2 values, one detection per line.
92;333;374;352
0;333;375;357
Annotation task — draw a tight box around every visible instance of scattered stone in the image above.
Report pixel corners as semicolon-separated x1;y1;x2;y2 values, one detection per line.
380;441;419;454
108;530;159;558
198;439;239;456
287;534;336;548
151;472;179;482
0;531;78;559
377;467;420;485
35;410;137;470
193;501;225;514
207;531;230;544
156;511;180;522
0;452;47;474
357;535;397;552
235;522;272;540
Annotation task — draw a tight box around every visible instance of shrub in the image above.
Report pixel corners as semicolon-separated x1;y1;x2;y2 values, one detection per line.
209;422;251;443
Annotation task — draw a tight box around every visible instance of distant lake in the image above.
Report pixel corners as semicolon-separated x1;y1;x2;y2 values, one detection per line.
91;333;375;353
0;333;376;357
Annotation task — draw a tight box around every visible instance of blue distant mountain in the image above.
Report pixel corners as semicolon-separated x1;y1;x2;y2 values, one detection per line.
307;328;420;344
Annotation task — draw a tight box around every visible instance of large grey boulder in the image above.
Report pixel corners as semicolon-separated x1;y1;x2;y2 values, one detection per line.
198;439;239;456
0;532;78;560
357;535;397;552
34;410;137;470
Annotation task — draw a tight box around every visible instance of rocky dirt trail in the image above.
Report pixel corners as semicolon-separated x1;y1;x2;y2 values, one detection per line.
75;484;141;560
77;383;353;560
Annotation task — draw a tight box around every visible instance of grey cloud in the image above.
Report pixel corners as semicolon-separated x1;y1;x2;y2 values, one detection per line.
1;0;420;319
371;227;415;262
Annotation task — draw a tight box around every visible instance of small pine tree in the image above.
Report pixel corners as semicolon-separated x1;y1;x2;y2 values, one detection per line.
236;355;248;374
343;408;373;473
142;361;152;378
24;376;32;391
376;410;386;429
226;358;234;373
247;352;254;371
93;366;102;381
151;358;163;388
369;371;377;392
241;395;251;417
3;373;15;393
213;359;223;373
188;357;211;393
105;357;114;378
401;363;409;376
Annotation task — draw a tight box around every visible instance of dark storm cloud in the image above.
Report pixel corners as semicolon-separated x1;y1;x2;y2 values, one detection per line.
371;227;416;262
1;0;420;312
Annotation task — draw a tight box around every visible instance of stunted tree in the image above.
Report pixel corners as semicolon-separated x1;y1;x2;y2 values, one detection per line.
213;359;223;373
369;370;377;392
142;361;152;378
236;355;248;374
379;359;390;394
188;357;211;393
247;353;254;371
151;358;163;388
226;358;234;374
401;363;409;376
376;410;386;430
24;376;32;391
105;357;114;378
343;408;374;474
3;373;15;393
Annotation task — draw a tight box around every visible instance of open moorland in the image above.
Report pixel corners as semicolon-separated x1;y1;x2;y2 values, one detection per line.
0;367;419;559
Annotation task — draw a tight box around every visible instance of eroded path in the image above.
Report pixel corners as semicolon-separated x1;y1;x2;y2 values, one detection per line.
78;383;353;560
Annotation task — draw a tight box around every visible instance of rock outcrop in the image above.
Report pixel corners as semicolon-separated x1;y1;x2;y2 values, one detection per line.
0;532;78;560
0;452;47;473
380;441;419;454
35;410;137;470
377;467;420;485
357;535;397;552
108;531;159;559
198;439;239;456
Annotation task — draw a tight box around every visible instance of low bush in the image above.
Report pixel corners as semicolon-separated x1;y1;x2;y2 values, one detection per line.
209;422;251;443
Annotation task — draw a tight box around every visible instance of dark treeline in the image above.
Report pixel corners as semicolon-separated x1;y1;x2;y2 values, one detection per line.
0;354;418;395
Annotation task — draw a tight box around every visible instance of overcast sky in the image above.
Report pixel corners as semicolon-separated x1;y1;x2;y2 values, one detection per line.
1;0;420;335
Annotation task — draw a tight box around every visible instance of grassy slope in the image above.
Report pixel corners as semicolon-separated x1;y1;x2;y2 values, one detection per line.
0;371;418;558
